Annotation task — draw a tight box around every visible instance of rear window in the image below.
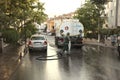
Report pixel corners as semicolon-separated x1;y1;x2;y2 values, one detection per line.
31;36;45;40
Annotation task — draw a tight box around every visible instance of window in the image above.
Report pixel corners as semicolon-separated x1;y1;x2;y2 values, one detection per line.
31;36;45;40
111;10;113;16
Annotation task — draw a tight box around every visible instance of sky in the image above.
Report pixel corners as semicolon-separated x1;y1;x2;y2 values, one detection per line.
40;0;85;18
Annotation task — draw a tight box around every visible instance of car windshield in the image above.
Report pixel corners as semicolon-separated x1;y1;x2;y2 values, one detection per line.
31;36;45;40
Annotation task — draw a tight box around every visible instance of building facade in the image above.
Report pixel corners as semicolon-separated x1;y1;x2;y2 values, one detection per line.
117;0;120;27
105;0;120;29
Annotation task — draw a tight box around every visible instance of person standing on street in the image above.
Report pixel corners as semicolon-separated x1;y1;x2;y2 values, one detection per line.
62;33;71;54
111;34;117;46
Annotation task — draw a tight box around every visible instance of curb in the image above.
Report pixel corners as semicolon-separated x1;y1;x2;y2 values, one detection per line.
84;42;117;49
3;44;9;48
8;59;22;80
8;45;28;80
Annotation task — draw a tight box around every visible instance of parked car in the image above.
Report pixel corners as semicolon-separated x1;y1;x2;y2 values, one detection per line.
28;34;47;52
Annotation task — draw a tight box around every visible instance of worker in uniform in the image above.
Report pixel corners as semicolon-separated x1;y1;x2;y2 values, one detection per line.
62;32;71;54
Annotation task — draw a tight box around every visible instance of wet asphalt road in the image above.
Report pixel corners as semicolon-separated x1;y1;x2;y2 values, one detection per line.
10;36;120;80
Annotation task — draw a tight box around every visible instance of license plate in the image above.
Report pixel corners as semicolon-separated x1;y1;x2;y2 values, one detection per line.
34;42;42;46
34;42;41;44
34;44;42;47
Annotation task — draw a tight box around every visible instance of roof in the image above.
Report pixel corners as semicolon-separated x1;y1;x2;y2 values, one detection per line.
31;34;46;37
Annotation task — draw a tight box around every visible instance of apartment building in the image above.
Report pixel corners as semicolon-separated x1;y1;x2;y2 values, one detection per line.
105;0;120;29
117;0;120;27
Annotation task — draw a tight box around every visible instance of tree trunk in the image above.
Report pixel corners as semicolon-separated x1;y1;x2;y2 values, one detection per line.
0;38;3;53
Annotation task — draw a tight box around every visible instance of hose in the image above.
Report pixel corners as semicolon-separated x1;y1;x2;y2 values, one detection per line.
36;53;67;61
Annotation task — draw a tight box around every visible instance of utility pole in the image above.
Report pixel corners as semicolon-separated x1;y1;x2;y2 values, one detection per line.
0;33;3;53
115;0;119;27
98;18;100;43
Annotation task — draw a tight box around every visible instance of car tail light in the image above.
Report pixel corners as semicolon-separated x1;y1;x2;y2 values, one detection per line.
44;41;47;45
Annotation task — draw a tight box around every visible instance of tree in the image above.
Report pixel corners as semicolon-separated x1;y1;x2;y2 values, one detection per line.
20;21;37;39
75;1;105;33
0;0;47;43
32;2;48;24
90;0;108;4
0;0;47;29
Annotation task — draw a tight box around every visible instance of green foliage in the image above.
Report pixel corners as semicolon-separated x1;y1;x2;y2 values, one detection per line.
32;2;48;24
107;28;120;35
74;1;105;35
2;28;19;44
100;29;109;35
85;33;98;39
90;0;108;4
0;0;47;42
0;0;47;29
20;22;37;39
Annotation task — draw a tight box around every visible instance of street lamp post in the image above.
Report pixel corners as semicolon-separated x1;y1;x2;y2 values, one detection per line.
97;12;105;43
98;18;100;43
0;32;3;53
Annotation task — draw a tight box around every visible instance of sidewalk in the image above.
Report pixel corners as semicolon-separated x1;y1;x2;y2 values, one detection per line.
83;38;117;48
0;44;25;80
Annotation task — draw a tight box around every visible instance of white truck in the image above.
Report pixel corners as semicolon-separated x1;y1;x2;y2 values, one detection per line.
54;19;84;48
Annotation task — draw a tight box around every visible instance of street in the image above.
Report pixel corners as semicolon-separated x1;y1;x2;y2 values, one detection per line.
0;0;120;80
10;35;120;80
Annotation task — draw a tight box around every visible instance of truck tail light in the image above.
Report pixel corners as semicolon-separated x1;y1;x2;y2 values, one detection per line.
44;41;47;45
28;41;32;45
80;38;83;42
59;38;64;42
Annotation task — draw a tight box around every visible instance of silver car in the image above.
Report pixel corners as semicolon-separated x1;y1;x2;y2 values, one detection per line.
28;34;47;52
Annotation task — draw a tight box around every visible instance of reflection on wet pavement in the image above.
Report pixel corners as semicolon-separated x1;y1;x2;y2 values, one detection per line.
10;45;120;80
0;45;23;80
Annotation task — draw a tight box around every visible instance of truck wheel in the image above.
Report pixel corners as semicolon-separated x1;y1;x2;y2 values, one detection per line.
55;41;57;46
79;46;82;49
29;49;33;53
57;45;61;48
55;38;58;45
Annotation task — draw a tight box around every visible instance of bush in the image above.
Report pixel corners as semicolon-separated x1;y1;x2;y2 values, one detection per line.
85;33;98;39
2;28;19;44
